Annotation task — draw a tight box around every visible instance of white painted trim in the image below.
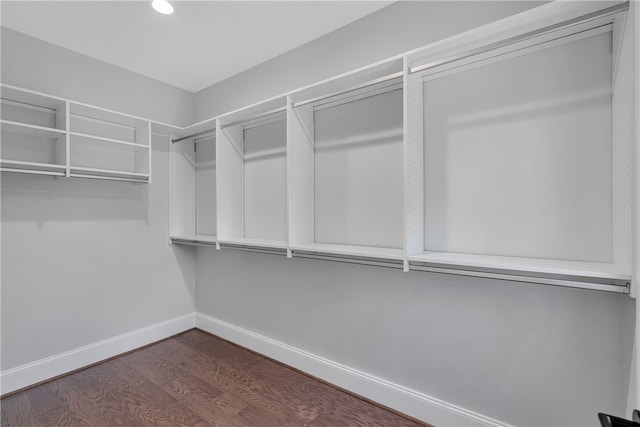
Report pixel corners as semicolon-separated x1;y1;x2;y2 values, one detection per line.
0;313;195;396
195;312;513;427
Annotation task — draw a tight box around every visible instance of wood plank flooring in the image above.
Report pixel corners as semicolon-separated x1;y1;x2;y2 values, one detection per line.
1;329;431;426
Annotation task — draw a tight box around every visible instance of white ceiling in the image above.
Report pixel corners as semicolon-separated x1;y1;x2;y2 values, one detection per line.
1;1;393;92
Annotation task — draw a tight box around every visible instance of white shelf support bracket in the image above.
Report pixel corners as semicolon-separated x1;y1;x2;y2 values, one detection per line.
287;248;293;258
216;242;221;250
403;260;410;272
65;100;70;178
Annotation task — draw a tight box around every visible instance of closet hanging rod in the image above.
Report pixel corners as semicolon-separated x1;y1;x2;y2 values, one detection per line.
410;264;630;294
410;2;627;74
70;173;148;183
219;105;287;130
0;168;65;177
172;128;215;144
292;252;405;270
292;71;403;108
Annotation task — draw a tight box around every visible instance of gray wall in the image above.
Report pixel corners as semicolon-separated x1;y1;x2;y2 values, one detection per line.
1;28;197;370
1;27;195;127
194;2;635;426
197;249;632;427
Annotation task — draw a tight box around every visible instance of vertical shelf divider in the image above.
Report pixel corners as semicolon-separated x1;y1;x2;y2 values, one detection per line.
404;55;424;268
287;101;315;250
216;119;245;243
63;100;70;177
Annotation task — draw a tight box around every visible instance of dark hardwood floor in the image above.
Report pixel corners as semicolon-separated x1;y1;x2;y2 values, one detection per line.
1;329;430;426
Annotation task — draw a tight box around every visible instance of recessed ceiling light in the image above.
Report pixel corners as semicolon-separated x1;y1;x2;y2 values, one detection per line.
152;0;174;15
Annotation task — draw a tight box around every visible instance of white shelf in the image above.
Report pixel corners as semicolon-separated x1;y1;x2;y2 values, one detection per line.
289;56;403;106
68;101;151;182
70;132;149;150
408;252;630;281
1;120;66;139
69;101;148;130
219;238;287;250
194;234;217;243
1;84;153;183
1;84;66;109
69;166;149;181
217;95;287;128
291;243;404;261
217;97;288;246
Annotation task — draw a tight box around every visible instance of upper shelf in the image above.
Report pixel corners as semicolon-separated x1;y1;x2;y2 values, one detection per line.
217;95;287;129
1;85;154;182
69;102;149;130
288;56;403;106
1;85;66;115
406;1;628;73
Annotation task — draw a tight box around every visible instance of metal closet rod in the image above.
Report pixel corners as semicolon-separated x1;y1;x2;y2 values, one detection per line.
172;129;215;144
409;264;630;294
219;105;287;130
410;2;628;74
172;4;626;143
292;71;403;108
70;173;148;183
0;168;65;177
172;106;287;143
292;251;405;270
182;243;629;294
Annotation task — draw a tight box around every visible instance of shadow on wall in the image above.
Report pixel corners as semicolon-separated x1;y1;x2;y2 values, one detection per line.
622;296;637;416
1;172;149;227
171;243;197;308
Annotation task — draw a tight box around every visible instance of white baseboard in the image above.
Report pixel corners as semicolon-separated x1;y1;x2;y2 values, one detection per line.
196;313;512;427
1;313;196;396
2;312;513;427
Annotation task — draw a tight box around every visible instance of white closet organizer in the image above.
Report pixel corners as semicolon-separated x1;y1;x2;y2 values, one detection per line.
217;96;288;250
1;86;68;177
69;103;150;182
404;4;633;288
288;57;405;261
169;120;218;245
1;84;153;183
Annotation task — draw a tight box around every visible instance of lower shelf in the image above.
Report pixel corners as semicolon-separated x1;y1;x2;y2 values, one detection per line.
170;234;217;246
290;243;404;261
408;251;631;283
218;238;288;250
